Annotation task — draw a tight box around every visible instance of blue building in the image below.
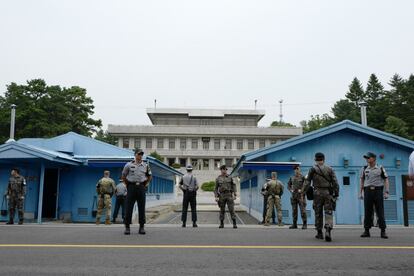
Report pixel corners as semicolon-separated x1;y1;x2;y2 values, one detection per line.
0;132;182;223
233;120;414;226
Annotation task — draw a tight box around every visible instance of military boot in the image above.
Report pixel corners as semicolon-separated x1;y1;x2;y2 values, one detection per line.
105;219;111;225
302;221;307;230
360;229;370;238
219;220;224;228
233;219;237;229
6;219;13;225
278;220;284;227
380;230;388;239
95;219;100;225
325;228;332;242
124;226;130;235
315;230;323;239
182;222;186;228
18;219;24;225
139;225;146;235
192;222;198;228
289;221;298;229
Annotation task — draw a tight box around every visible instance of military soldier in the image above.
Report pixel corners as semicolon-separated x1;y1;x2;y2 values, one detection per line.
288;166;307;229
214;165;237;229
96;170;116;225
123;149;152;235
179;165;199;228
260;180;275;224
5;168;26;225
304;152;339;242
264;172;284;227
112;179;127;223
360;152;389;239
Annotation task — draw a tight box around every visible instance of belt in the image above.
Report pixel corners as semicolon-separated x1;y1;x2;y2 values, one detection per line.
127;181;146;186
221;191;232;194
365;186;383;191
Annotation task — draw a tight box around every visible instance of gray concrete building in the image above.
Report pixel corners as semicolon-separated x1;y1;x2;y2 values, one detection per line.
108;108;302;183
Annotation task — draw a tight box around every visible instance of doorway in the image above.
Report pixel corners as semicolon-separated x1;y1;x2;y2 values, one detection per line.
402;175;414;226
42;169;59;219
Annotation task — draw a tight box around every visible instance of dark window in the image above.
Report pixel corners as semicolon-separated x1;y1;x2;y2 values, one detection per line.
343;176;350;185
122;138;129;149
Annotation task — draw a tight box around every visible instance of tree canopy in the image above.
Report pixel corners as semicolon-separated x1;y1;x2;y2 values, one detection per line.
0;79;102;143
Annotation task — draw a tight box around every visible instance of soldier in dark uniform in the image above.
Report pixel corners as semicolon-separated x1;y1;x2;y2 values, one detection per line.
214;165;237;229
304;153;339;242
122;149;152;235
288;166;307;229
5;168;26;225
360;152;389;239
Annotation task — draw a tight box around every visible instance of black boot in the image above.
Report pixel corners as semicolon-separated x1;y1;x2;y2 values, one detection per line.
302;221;307;230
6;219;13;225
233;219;237;229
219;220;224;228
381;230;388;239
18;219;23;225
289;221;298;229
360;229;370;238
182;222;186;228
315;230;323;239
192;222;198;228
124;225;130;235
139;225;146;235
325;228;332;242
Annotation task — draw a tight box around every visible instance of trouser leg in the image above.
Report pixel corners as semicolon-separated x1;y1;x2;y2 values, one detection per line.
189;192;197;222
219;197;226;222
266;196;275;223
125;185;137;226
374;189;386;230
291;197;298;223
181;191;190;222
323;194;334;229
262;195;267;222
313;195;323;231
364;189;374;230
96;196;104;221
299;196;307;221
113;197;121;220
137;185;146;226
275;197;282;222
227;196;236;220
104;195;112;220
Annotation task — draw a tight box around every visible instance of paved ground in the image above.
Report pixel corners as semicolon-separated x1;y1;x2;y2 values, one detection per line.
0;224;413;275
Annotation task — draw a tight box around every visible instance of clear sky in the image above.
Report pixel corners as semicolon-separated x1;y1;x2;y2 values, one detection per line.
1;0;413;129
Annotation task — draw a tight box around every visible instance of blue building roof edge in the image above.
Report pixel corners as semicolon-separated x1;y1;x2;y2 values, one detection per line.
232;120;414;174
146;156;183;176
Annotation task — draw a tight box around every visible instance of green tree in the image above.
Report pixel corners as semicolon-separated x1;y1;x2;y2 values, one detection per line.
149;151;164;162
384;116;411;139
346;77;366;104
331;99;360;123
0;79;102;143
270;121;295;127
300;114;334;133
94;129;117;145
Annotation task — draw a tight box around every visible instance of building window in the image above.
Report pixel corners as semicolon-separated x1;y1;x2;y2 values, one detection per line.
203;159;209;170
225;139;232;150
168;158;175;166
214;159;221;170
122;138;129;149
214;139;221;150
237;139;243;150
259;139;265;148
343;176;350;185
146;137;153;149
157;138;164;149
270;140;277;145
225;158;233;168
191;159;199;170
248;139;254;150
203;140;210;150
180;138;186;150
169;138;176;150
179;158;187;167
134;138;141;149
191;139;198;149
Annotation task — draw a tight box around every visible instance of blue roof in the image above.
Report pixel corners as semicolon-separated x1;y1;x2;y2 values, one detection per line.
233;120;414;173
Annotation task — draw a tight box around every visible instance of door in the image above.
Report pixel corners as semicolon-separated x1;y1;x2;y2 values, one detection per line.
42;169;59;219
402;175;414;226
335;172;360;224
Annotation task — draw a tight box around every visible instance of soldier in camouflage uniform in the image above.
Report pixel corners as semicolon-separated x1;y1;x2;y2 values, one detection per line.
304;152;339;242
214;165;237;229
5;168;26;225
264;172;284;226
96;170;116;225
288;166;307;229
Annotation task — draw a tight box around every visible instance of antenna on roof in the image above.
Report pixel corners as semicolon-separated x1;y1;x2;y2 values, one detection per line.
279;99;283;123
154;99;157;109
254;99;257;110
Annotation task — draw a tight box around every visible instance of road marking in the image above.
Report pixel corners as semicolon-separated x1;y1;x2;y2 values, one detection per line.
0;244;414;249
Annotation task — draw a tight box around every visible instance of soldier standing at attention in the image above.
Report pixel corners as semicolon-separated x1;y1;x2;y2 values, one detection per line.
123;149;152;235
288;166;307;229
5;168;26;225
179;165;199;228
360;152;389;239
214;165;237;229
264;172;284;227
304;152;339;242
96;170;116;225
